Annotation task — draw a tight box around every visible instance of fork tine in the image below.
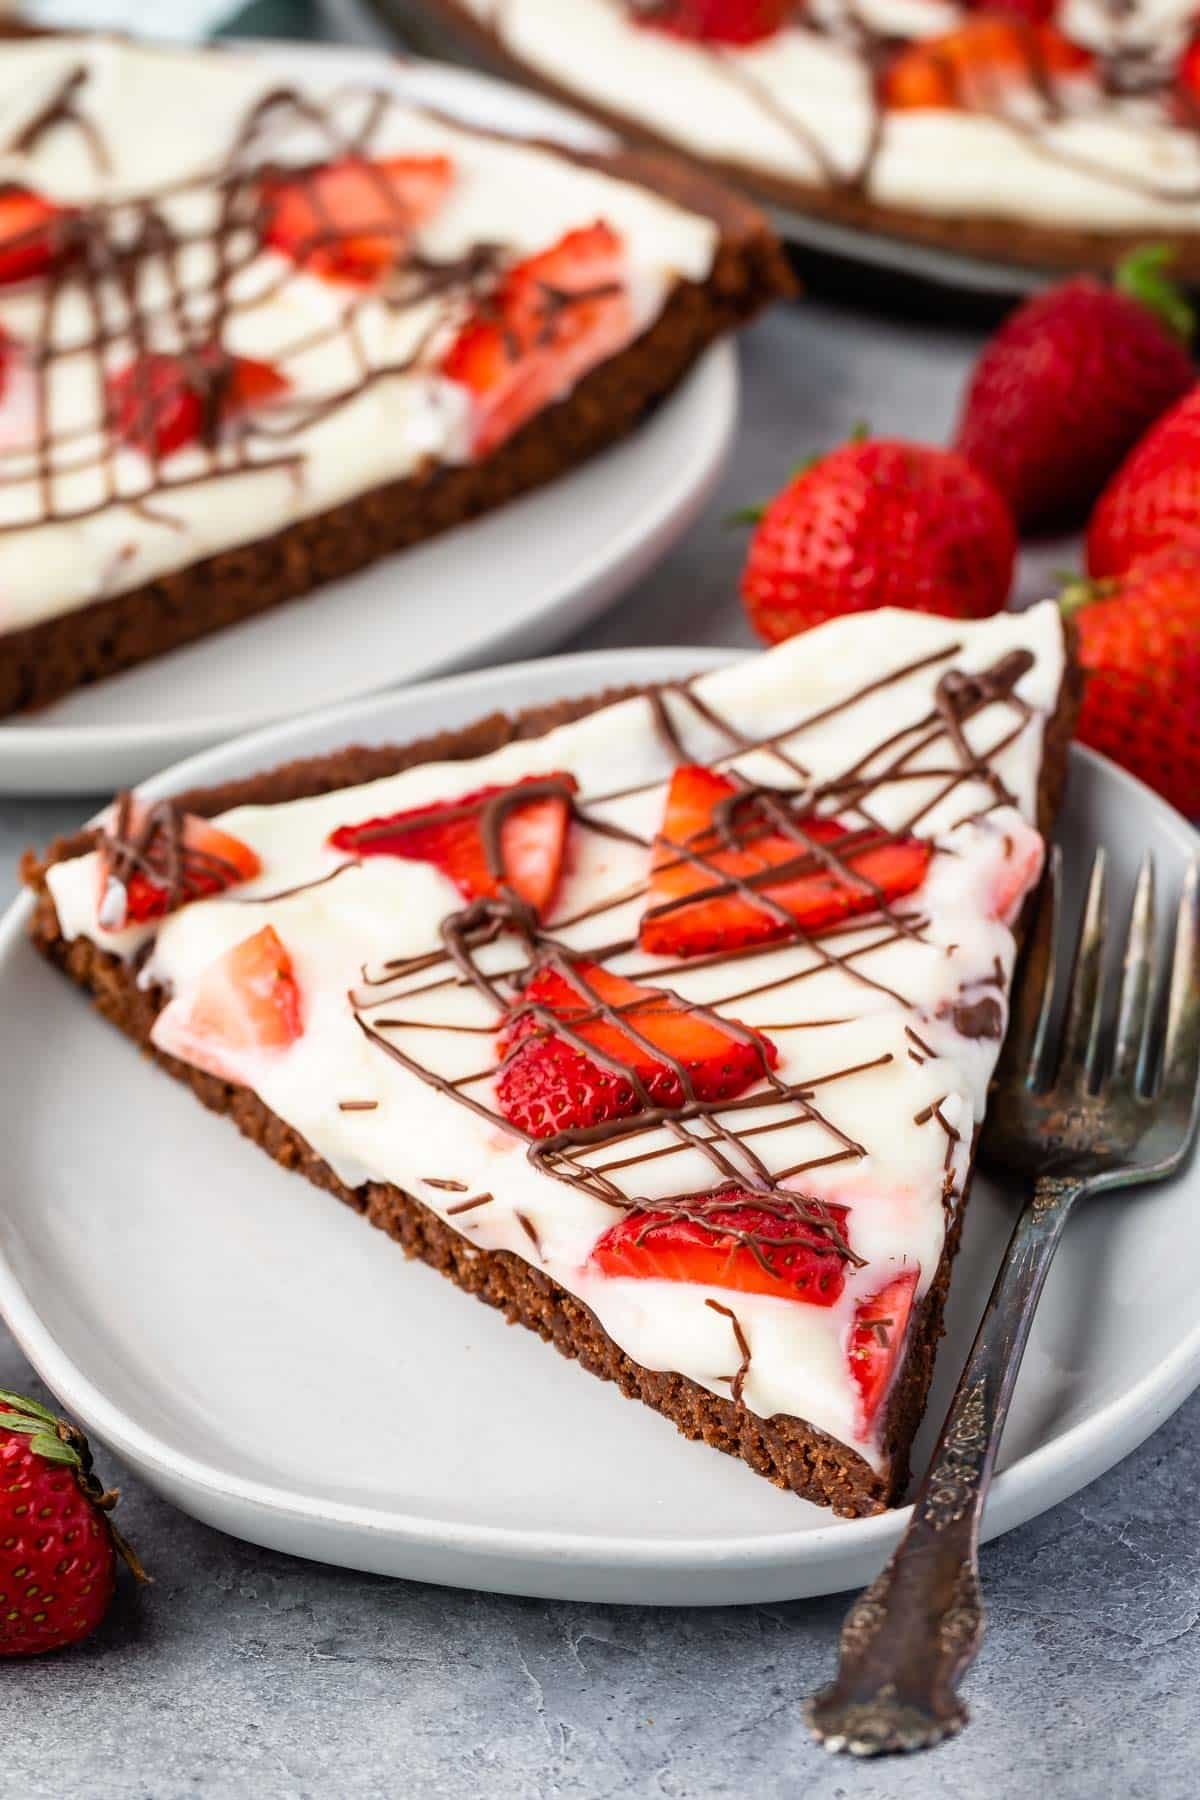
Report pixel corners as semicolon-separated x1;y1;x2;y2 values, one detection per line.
1000;843;1061;1091
1161;859;1200;1111
1056;848;1109;1089
1111;853;1156;1091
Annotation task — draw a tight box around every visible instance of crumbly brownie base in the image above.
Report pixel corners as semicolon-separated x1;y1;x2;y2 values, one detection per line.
421;0;1200;281
0;142;792;719
23;658;1079;1516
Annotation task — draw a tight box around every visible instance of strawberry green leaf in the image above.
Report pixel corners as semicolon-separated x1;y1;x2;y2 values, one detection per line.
0;1388;60;1424
1114;244;1195;347
27;1430;81;1467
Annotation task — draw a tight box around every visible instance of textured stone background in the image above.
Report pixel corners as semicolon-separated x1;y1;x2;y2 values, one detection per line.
3;300;1197;1799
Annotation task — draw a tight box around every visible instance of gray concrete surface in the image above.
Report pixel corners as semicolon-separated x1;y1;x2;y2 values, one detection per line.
1;293;1192;1800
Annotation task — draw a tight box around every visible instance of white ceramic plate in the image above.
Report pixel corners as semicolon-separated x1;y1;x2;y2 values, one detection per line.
2;645;1200;1605
0;46;737;797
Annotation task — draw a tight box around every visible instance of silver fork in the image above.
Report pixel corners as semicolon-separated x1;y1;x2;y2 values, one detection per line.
805;845;1200;1757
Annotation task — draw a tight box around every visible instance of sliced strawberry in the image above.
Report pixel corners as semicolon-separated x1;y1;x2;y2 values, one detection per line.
496;959;777;1139
151;925;303;1081
849;1270;919;1435
97;801;261;930
632;0;791;45
639;766;932;958
328;772;577;916
0;186;71;286
882;20;1092;111
1179;38;1200;110
591;1185;849;1306
107;347;290;457
263;155;454;284
440;221;633;456
225;355;290;411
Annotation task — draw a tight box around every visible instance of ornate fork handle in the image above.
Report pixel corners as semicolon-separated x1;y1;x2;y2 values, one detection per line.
806;1172;1082;1756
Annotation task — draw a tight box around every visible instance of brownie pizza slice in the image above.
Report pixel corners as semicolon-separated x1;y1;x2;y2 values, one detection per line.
0;34;789;715
26;604;1076;1516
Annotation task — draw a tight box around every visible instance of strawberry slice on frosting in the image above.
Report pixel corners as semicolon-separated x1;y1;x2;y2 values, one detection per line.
640;765;932;957
328;773;577;918
96;796;261;932
262;154;455;284
591;1185;851;1307
495;959;778;1140
440;222;634;456
151;925;303;1082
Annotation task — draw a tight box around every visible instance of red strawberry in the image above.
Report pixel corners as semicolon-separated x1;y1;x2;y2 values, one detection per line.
640;765;932;957
881;20;1092;111
440;222;633;456
0;1389;145;1656
263;155;454;284
964;0;1056;18
1061;552;1200;816
849;1270;919;1434
740;438;1015;645
1175;36;1200;121
955;247;1195;530
97;799;261;930
0;185;72;286
630;0;791;44
1086;383;1200;578
496;959;777;1139
329;773;576;917
591;1186;850;1306
151;925;303;1081
107;346;289;458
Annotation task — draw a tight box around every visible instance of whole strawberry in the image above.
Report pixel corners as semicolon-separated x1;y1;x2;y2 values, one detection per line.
955;246;1195;530
1087;382;1200;577
740;436;1015;644
1063;551;1200;816
0;1389;145;1655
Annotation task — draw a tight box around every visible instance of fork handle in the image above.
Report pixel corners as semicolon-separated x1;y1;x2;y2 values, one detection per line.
806;1173;1082;1756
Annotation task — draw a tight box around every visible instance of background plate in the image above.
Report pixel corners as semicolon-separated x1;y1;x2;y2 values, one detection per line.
0;45;736;796
1;646;1199;1605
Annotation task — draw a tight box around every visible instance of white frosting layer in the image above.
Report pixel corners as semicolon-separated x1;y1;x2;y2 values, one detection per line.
0;38;717;634
458;0;1200;230
47;605;1067;1470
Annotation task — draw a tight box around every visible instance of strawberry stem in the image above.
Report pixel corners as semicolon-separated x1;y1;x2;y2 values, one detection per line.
1058;574;1116;619
1114;244;1195;346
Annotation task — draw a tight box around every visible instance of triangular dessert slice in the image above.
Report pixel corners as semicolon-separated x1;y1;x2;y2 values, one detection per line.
29;604;1074;1517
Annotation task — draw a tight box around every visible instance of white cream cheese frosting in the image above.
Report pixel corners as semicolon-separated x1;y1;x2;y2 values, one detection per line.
457;0;1200;232
46;604;1067;1471
0;37;718;635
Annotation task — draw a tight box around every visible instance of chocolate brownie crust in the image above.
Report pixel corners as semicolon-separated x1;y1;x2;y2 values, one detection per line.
421;0;1200;281
23;657;1078;1516
0;141;792;718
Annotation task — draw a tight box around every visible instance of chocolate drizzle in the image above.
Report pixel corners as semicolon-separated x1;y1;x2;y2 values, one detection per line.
348;643;1039;1251
706;1296;752;1405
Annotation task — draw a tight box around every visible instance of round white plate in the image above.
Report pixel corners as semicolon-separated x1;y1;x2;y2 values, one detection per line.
0;46;737;797
2;645;1200;1605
